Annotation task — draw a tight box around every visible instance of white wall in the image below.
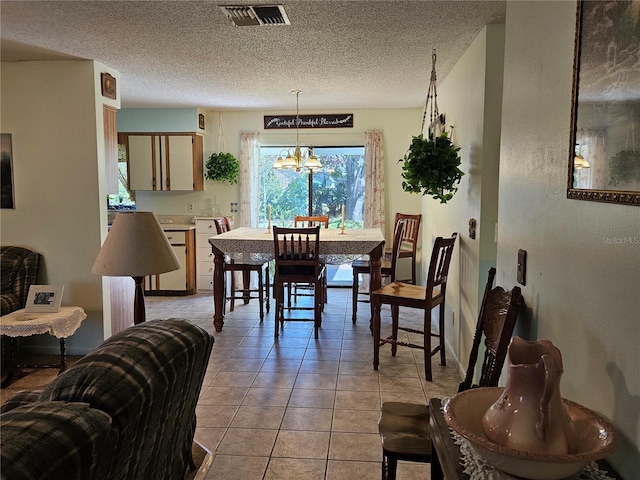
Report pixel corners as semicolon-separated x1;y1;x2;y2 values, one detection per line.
1;60;120;353
498;2;639;474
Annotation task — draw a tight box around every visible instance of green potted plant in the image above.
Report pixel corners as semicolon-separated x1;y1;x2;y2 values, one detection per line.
399;131;463;204
609;150;640;187
205;152;239;184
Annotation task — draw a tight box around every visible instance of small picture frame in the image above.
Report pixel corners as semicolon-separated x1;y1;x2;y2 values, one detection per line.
198;113;205;130
25;285;64;313
101;72;117;99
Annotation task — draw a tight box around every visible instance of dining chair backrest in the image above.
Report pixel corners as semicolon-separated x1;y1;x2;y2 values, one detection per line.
394;213;422;253
388;219;406;283
425;233;458;303
213;217;231;234
294;215;330;228
273;226;322;280
458;267;522;391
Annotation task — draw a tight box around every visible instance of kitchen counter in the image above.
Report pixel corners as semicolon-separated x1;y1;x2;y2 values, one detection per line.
160;223;196;231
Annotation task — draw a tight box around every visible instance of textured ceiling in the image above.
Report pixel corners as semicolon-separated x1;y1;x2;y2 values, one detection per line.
1;1;506;110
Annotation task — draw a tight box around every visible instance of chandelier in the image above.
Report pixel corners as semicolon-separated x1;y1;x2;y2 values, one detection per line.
272;90;322;172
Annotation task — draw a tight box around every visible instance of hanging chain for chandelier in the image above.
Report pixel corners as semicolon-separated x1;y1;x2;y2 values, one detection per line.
272;90;322;172
420;49;448;139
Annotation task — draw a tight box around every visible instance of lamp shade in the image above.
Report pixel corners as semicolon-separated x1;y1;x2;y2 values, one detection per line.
92;212;181;277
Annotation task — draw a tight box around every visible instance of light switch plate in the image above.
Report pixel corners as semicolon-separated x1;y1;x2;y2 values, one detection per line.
517;249;527;286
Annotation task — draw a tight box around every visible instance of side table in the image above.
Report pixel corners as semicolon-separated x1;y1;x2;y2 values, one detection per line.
0;306;86;388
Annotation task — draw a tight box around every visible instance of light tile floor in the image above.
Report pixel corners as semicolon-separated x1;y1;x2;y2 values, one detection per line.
1;288;463;480
146;288;462;480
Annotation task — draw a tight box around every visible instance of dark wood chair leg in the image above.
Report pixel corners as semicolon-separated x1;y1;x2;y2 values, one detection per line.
229;267;236;312
352;269;359;324
387;453;398;480
439;304;446;366
257;268;264;321
373;298;381;371
424;309;433;381
265;265;270;313
391;305;399;357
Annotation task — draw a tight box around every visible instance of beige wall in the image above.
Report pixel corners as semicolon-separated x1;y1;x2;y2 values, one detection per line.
422;2;639;472
419;25;506;372
499;3;639;473
1;60;120;353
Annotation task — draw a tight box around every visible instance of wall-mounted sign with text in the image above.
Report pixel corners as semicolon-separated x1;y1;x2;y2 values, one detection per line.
264;114;354;130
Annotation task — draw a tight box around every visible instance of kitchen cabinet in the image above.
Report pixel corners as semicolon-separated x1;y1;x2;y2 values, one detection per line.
196;217;218;292
103;105;119;195
119;133;204;191
144;229;196;295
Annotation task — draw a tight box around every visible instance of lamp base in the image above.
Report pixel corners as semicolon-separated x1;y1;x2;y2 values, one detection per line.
133;276;146;324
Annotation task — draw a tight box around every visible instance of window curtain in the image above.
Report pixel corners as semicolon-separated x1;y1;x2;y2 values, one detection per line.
364;130;385;233
576;129;606;190
239;132;260;227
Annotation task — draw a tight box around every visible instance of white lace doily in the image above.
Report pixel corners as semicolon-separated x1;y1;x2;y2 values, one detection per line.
0;306;86;339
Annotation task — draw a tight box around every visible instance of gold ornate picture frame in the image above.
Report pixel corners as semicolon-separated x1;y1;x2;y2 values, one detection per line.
568;0;640;205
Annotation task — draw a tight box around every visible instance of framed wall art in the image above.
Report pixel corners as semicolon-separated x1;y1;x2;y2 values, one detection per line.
568;0;640;205
1;133;15;209
199;113;205;130
25;285;65;313
101;72;117;100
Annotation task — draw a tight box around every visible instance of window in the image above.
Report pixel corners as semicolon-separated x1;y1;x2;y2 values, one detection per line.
108;144;135;210
258;146;365;228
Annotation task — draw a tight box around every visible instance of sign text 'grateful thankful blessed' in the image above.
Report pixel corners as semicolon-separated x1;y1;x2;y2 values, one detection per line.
264;114;354;130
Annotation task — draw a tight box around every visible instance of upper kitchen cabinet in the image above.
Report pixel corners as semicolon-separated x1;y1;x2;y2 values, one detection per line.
119;133;204;191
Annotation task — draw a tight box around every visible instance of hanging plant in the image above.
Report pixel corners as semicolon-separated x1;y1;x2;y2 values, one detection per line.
400;131;463;203
205;152;239;184
609;150;640;187
399;48;463;204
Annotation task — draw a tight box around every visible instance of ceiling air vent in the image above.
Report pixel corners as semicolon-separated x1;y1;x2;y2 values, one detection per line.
219;5;291;26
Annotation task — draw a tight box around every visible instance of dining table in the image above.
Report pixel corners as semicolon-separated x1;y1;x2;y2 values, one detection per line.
208;226;386;332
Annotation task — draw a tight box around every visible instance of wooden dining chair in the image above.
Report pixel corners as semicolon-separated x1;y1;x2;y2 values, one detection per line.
377;267;522;480
293;215;330;228
372;233;458;381
351;219;405;324
272;225;325;339
386;213;421;284
292;216;329;304
213;217;270;321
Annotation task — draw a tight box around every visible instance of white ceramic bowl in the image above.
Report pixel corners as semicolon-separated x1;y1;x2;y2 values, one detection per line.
444;387;617;480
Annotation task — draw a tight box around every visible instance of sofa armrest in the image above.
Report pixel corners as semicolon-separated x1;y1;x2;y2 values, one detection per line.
0;401;112;480
1;390;43;413
0;246;41;313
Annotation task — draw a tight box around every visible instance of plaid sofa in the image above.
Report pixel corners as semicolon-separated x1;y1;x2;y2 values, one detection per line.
1;319;214;480
1;246;42;380
0;246;41;316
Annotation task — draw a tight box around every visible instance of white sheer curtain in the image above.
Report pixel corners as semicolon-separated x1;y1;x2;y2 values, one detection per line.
239;132;260;227
364;130;385;233
576;129;606;189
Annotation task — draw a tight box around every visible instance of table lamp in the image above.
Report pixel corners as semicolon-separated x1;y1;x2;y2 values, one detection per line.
92;211;181;325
